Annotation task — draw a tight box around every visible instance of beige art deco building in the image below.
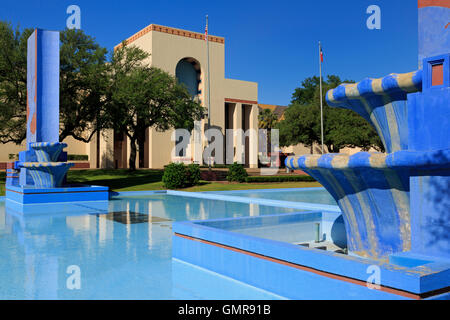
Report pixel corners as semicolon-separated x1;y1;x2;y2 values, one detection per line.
111;24;259;169
0;24;260;169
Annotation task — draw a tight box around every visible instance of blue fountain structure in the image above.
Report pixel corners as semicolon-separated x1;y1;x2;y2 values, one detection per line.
286;56;450;262
5;29;108;212
171;2;449;299
172;61;450;299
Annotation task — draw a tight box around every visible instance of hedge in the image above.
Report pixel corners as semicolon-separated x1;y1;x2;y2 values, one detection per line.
68;154;89;161
199;164;231;169
227;162;248;182
162;163;202;189
245;175;316;183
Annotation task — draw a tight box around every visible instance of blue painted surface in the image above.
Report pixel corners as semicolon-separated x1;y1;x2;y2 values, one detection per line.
170;18;450;296
389;251;441;268
5;185;109;210
14;30;72;190
0;186;448;299
285;54;450;262
26;29;60;144
167;190;341;213
207;187;338;206
29;142;68;162
173;236;406;300
286;153;412;260
418;5;450;68
326;71;422;153
5;29;109;209
194;211;346;247
172;214;450;299
409;55;450;151
0;192;306;299
17;162;74;188
407;53;450;260
5;200;110;217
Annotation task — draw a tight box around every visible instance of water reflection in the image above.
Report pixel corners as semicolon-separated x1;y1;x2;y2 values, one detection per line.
0;195;297;299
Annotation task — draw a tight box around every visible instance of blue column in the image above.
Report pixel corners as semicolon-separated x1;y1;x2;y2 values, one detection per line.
26;29;60;144
418;2;450;68
407;54;450;259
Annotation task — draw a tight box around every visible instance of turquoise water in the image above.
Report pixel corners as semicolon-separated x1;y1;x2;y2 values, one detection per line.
0;194;301;300
230;220;321;243
210;188;337;206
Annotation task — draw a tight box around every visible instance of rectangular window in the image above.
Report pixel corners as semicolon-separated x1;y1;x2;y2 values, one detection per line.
431;63;444;86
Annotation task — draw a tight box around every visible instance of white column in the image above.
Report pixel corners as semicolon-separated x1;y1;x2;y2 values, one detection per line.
99;129;114;168
249;104;259;168
233;103;243;164
192;120;203;164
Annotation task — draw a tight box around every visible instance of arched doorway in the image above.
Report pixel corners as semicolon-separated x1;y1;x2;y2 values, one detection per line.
175;58;201;99
175;58;202;160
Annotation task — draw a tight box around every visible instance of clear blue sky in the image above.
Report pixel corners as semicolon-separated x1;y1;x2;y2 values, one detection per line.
0;0;419;106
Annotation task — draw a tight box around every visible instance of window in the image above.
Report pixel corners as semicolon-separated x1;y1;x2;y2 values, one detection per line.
431;63;444;86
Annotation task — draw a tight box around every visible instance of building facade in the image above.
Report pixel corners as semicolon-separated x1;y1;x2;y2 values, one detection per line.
109;24;260;169
0;24;260;169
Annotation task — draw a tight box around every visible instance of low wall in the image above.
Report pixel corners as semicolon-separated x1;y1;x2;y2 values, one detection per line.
0;161;90;170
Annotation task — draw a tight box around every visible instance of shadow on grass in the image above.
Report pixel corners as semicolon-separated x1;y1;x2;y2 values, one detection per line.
0;171;4;196
0;169;209;194
68;169;164;178
67;169;164;190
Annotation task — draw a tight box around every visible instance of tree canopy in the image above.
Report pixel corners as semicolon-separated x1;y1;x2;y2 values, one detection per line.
258;108;279;130
105;43;204;170
278;75;384;153
0;22;31;144
0;22;109;144
59;28;108;143
0;22;204;171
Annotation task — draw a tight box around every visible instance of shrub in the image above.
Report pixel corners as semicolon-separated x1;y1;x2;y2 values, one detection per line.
199;164;231;169
227;162;248;183
186;164;201;186
68;154;89;161
245;175;316;183
162;163;202;189
162;163;188;189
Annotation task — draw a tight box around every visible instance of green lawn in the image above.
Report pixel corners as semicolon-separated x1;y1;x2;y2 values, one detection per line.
0;169;321;196
0;171;4;196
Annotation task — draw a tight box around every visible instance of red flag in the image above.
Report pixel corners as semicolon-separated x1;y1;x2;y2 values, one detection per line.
205;24;208;41
320;45;324;63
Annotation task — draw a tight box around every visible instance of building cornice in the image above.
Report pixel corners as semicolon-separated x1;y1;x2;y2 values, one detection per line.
418;0;450;8
115;24;225;50
225;98;258;105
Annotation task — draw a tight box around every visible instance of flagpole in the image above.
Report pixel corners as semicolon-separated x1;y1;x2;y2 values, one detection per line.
206;15;212;168
319;41;324;154
206;15;211;132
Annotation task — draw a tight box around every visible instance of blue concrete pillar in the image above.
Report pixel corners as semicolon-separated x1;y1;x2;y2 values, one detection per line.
407;54;450;259
26;29;60;144
418;1;450;68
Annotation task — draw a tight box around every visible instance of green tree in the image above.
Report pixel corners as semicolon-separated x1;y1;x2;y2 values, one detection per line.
0;22;32;144
0;22;108;144
278;75;384;153
258;108;279;152
258;108;278;130
291;76;321;106
105;43;204;171
59;28;108;142
277;103;320;153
